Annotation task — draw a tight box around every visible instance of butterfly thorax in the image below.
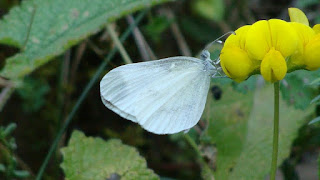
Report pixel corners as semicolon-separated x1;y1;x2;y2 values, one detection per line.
200;50;219;77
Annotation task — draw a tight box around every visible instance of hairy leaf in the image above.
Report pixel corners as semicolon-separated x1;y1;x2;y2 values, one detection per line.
0;0;172;79
203;84;314;179
61;130;159;180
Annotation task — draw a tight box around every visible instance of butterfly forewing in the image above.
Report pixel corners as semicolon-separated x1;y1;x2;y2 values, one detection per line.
100;57;213;134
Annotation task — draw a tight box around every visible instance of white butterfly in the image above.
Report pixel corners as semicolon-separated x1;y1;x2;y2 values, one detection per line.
99;28;237;135
100;47;225;135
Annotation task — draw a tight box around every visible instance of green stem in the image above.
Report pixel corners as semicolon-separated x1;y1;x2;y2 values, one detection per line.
35;10;147;180
0;87;15;112
270;81;280;180
106;24;132;64
183;134;214;179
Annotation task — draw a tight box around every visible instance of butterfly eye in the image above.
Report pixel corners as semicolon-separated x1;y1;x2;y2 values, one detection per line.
200;50;210;60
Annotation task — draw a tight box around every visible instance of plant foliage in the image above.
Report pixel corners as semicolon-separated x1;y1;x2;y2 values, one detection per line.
61;130;159;180
203;84;314;179
0;0;172;79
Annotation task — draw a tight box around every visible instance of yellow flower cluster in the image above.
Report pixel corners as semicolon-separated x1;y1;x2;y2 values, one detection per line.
220;8;320;82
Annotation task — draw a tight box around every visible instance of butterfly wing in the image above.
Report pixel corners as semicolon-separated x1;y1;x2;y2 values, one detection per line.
100;57;213;134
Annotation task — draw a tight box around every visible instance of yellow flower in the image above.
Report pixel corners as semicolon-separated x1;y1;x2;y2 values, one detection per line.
304;33;320;70
220;19;298;82
223;25;251;49
288;8;320;70
219;8;319;83
246;19;298;63
287;22;315;69
220;46;253;82
313;24;320;34
245;19;298;82
220;26;258;82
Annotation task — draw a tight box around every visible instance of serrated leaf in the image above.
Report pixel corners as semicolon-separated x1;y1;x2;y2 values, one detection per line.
61;130;159;180
0;0;172;79
203;85;313;179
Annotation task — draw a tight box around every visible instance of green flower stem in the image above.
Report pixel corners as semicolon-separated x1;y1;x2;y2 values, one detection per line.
270;81;280;180
35;10;147;180
183;134;214;179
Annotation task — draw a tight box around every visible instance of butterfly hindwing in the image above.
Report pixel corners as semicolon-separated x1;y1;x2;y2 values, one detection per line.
100;57;212;134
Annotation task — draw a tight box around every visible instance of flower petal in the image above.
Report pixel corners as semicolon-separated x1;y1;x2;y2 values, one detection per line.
304;33;320;70
290;22;315;47
288;8;309;26
313;24;320;34
245;20;271;60
260;48;287;82
224;25;251;49
246;19;298;60
268;19;299;57
220;46;253;82
287;22;315;69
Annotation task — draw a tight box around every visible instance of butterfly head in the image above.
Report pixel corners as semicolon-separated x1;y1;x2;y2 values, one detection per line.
200;50;211;61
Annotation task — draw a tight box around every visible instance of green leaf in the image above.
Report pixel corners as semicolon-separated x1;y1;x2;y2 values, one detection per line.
180;17;222;43
191;0;225;22
2;123;17;137
203;84;314;179
296;0;319;8
0;0;172;79
61;130;159;180
0;164;5;172
13;170;30;178
143;15;173;43
281;71;317;110
311;95;320;104
16;77;50;112
231;76;257;94
310;77;320;85
308;116;320;125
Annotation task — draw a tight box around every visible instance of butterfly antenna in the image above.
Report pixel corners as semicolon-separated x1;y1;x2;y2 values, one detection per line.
204;31;235;51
